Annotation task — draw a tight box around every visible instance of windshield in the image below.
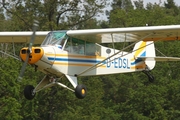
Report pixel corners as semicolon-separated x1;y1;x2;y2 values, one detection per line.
41;31;68;47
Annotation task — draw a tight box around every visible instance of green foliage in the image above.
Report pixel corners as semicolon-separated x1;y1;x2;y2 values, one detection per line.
0;58;22;119
1;0;108;30
1;0;180;119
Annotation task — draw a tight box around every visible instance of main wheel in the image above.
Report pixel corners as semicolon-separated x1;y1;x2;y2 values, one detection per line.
24;85;36;100
75;84;87;99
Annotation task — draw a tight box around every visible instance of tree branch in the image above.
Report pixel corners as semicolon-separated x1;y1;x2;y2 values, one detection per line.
1;2;32;30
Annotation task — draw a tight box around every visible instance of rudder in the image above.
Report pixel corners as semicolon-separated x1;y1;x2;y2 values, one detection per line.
132;41;156;70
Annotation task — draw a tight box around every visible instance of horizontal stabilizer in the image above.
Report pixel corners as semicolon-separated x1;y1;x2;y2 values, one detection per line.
137;57;180;61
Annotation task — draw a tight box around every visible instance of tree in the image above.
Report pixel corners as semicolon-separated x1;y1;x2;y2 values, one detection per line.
2;0;180;119
1;0;108;31
0;58;22;119
164;0;179;16
133;0;144;9
112;0;133;11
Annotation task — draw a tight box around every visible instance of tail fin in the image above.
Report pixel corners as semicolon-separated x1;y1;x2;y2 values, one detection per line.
132;41;156;70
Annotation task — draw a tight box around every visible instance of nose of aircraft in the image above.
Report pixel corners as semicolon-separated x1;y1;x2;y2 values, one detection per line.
20;47;44;64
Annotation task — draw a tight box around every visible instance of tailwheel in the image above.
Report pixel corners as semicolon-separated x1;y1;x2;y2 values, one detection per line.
143;70;155;83
24;85;36;100
75;84;87;99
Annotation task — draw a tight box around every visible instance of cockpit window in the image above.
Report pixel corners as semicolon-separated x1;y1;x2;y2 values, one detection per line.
41;31;68;47
64;37;101;56
41;31;101;56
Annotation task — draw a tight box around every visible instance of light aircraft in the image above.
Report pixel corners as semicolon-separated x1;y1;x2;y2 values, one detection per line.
1;24;180;100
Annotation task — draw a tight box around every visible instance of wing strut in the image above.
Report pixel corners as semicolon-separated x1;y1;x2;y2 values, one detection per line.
111;34;115;54
0;50;20;61
122;33;127;55
77;32;174;76
77;32;155;76
65;75;78;88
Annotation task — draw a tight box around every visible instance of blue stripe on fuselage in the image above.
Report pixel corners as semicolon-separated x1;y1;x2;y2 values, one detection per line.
48;57;103;63
131;51;146;65
131;58;143;65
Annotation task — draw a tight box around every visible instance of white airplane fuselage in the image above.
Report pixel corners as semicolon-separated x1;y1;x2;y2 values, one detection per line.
27;45;147;77
20;31;156;78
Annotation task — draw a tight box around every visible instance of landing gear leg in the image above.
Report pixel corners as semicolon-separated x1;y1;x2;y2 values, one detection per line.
23;75;87;100
23;75;56;100
65;75;87;99
143;70;155;83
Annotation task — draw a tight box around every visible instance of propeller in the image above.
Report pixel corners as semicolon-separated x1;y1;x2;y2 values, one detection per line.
17;20;39;81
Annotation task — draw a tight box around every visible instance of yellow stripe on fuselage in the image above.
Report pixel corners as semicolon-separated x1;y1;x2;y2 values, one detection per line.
45;53;106;59
53;62;106;68
131;63;146;69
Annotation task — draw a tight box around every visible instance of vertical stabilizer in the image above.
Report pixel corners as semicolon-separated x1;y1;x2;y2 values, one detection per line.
132;41;156;70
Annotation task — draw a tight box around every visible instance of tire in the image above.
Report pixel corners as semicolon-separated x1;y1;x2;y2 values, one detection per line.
24;85;36;100
75;84;87;99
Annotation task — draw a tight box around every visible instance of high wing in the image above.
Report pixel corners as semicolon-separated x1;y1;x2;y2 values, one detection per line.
1;25;180;44
0;31;49;44
66;25;180;43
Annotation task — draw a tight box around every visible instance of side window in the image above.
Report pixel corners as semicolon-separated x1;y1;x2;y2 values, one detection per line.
65;38;85;55
72;39;85;55
64;37;101;56
85;43;95;55
85;43;101;56
62;37;101;56
95;44;101;56
64;38;72;52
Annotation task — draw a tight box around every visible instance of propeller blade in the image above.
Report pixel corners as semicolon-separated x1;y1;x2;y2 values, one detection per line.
18;51;30;81
28;20;39;53
17;20;39;81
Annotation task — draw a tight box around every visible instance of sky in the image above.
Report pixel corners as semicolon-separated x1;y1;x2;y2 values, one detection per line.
138;0;180;6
